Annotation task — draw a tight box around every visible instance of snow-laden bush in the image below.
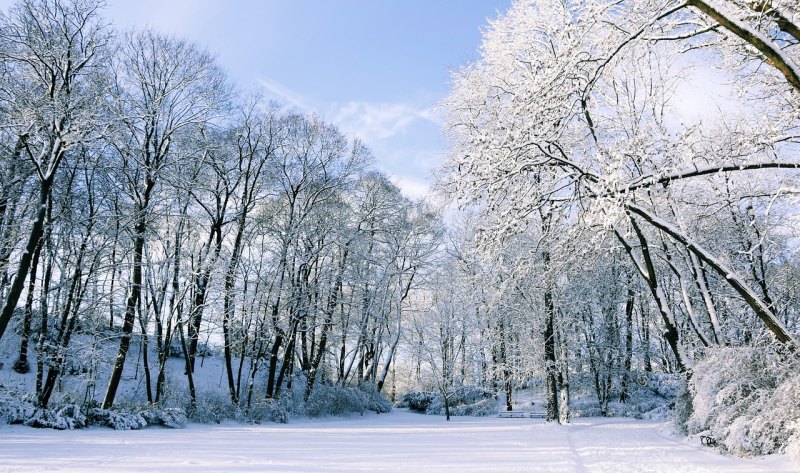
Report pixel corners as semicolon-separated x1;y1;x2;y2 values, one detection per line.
397;391;435;412
243;399;290;424
0;391;35;424
686;344;800;459
56;404;87;428
186;390;237;424
25;408;75;430
401;385;495;417
358;383;392;414
305;384;368;417
88;408;148;430
450;398;496;416
139;407;187;428
644;372;685;399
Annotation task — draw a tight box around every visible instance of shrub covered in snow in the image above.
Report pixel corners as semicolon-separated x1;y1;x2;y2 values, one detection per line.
0;390;35;425
139;407;188;428
25;408;77;430
185;390;237;424
302;382;392;418
243;399;290;424
88;408;148;430
55;404;88;428
397;391;435;412
358;383;392;414
399;385;495;417
305;384;368;417
685;344;800;460
1;387;185;430
644;372;685;399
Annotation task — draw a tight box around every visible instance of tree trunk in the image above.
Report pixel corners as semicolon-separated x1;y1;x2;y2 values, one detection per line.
138;300;153;404
625;218;689;371
177;314;197;407
35;236;54;404
306;248;348;398
544;290;559;423
275;323;298;399
13;238;42;374
556;325;570;424
628;203;797;348
102;214;146;409
40;219;94;408
221;211;247;404
620;285;634;403
0;178;52;342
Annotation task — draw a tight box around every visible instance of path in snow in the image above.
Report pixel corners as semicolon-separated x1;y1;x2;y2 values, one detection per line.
0;410;796;472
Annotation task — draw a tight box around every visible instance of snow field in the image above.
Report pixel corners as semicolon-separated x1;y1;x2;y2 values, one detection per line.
1;409;796;472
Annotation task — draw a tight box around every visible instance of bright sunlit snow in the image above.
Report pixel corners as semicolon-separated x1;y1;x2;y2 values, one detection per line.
1;410;795;473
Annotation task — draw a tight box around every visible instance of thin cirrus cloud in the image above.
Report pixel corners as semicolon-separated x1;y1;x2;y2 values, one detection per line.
257;75;442;200
329;101;442;141
259;76;439;142
257;77;313;112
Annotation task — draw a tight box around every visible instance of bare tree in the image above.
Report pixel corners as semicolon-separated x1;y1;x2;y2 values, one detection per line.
102;29;228;408
0;0;109;343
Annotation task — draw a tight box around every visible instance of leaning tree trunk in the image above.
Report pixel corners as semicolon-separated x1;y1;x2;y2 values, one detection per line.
628;203;797;348
617;219;690;372
0;178;52;342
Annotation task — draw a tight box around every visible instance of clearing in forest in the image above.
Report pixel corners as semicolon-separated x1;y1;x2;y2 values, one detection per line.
0;410;796;472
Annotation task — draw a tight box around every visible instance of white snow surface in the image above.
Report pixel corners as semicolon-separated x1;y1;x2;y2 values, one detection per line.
1;410;797;473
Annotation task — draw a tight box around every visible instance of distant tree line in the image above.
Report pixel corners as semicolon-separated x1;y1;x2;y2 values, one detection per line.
0;0;441;411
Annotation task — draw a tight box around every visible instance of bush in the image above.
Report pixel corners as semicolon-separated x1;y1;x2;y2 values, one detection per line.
397;391;435;412
450;398;496;416
305;384;368;417
185;390;236;424
644;372;685;399
56;404;88;429
88;408;148;430
686;344;800;459
358;383;392;414
139;407;187;428
241;399;290;424
25;408;75;430
0;391;35;425
401;385;495;417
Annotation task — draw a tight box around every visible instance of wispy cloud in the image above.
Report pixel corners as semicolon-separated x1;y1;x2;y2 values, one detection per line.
389;175;431;200
328;101;442;142
255;76;443;199
257;77;313;111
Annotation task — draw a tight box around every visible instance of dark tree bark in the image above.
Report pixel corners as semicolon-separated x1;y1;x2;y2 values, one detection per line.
13;237;43;374
619;285;635;403
103;209;147;409
544;295;559;423
0;178;52;342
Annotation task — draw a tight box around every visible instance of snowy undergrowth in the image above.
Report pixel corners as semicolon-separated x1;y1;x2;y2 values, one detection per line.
397;385;497;417
685;343;800;463
0;386;188;430
306;383;392;417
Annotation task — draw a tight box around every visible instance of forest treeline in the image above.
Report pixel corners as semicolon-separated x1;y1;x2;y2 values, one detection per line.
0;0;440;413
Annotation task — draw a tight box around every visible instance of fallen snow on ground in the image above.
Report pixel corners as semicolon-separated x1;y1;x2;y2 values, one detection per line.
0;410;796;472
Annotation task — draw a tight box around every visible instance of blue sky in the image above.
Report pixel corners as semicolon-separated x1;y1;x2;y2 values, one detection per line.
1;0;513;198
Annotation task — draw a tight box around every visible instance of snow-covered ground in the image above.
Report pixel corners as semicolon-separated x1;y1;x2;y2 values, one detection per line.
1;409;796;472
